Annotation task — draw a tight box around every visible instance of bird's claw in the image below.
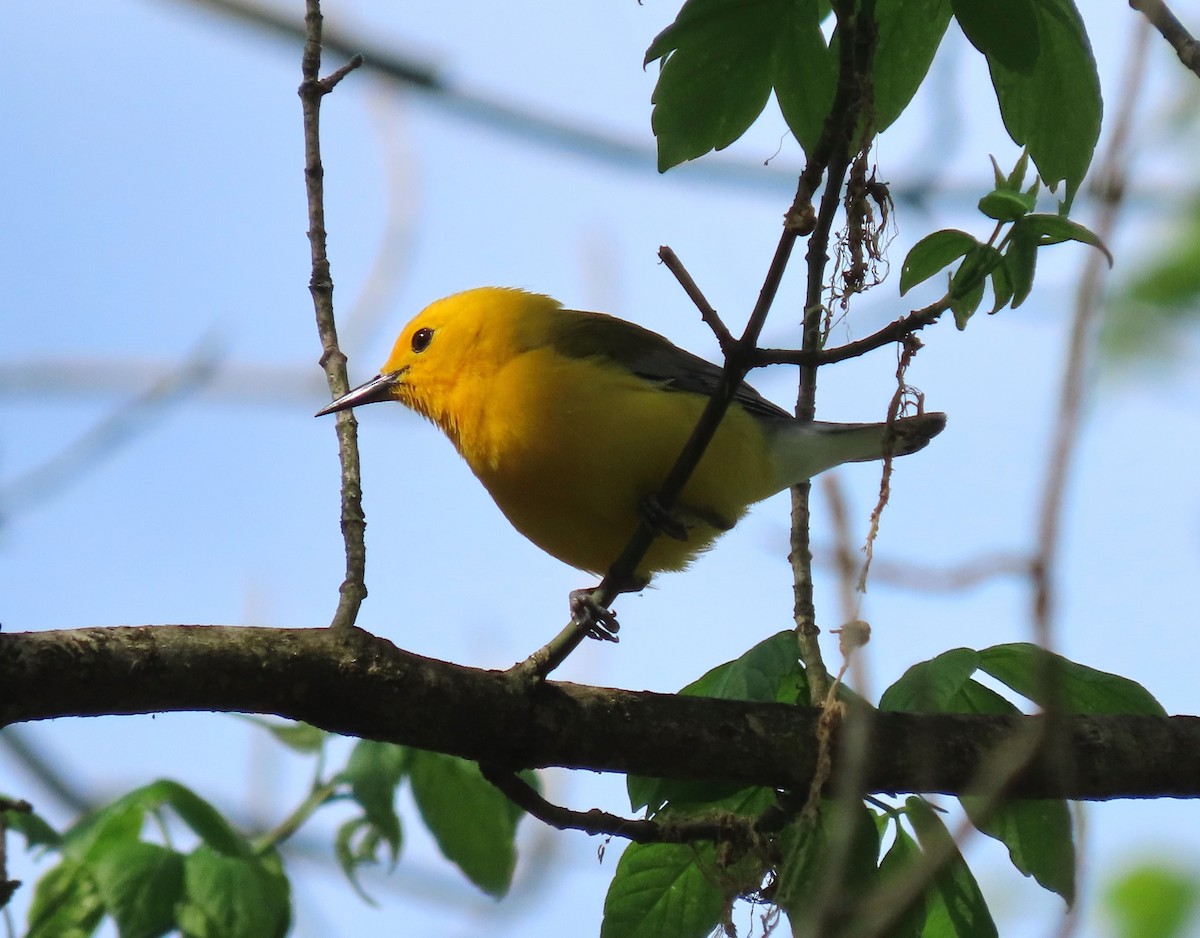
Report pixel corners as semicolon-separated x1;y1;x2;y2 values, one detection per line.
569;589;621;642
638;494;689;542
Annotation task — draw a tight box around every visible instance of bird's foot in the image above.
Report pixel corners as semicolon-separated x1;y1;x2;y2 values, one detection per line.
638;494;689;541
569;588;621;642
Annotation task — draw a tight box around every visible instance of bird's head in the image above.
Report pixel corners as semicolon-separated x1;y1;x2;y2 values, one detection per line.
315;287;557;424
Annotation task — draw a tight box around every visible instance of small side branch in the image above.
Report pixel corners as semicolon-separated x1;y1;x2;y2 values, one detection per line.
753;298;949;368
1130;0;1200;77
480;766;764;846
659;246;736;356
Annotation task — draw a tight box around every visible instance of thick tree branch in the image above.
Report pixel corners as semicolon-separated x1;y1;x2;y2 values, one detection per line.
2;626;1198;802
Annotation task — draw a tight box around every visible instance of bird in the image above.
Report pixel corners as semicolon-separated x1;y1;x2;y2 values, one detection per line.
317;287;945;631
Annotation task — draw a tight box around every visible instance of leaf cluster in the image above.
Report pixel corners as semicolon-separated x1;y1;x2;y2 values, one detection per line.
646;0;1101;202
901;153;1111;328
5;780;288;938
3;729;531;937
598;636;1164;936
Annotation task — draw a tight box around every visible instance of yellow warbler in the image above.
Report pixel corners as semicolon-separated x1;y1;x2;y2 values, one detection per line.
318;287;944;587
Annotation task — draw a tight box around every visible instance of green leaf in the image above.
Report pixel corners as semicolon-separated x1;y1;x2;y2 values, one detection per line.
871;0;954;132
907;797;999;937
953;243;1005;293
952;0;1039;73
900;229;978;295
339;740;408;861
628;631;802;814
66;780;252;861
960;797;1075;904
175;846;291;938
63;801;146;864
952;278;985;328
408;751;521;897
238;716;328;754
647;0;785;171
334;816;384;904
955;275;984;326
137;780;253;858
25;860;104;938
954;678;1019;715
949;244;1002;328
775;801;880;922
875;823;929;938
881;648;1026;717
1021;213;1113;265
990;154;1007;189
647;0;834;169
984;0;1101;202
2;803;61;850
679;630;803;704
978;643;1167;715
987;255;1015;313
1105;863;1200;938
772;1;837;154
90;840;185;938
880;648;981;712
1005;222;1039;307
1006;149;1031;189
978;188;1036;222
601;842;723;938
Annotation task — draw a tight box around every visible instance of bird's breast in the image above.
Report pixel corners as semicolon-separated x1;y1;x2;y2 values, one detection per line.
449;347;781;576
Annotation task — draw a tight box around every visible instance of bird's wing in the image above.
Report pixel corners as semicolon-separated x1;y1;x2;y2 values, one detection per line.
552;310;793;422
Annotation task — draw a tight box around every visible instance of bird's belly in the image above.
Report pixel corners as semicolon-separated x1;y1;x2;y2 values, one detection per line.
466;355;779;578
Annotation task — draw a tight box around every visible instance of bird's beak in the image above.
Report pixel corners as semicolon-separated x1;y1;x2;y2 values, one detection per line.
315;371;403;417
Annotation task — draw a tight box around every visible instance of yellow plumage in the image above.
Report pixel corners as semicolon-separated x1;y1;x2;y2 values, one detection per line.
318;288;944;584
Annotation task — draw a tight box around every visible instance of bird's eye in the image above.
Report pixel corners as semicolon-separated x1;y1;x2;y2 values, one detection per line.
411;327;434;353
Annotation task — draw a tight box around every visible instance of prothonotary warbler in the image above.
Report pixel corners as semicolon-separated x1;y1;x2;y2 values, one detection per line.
318;287;945;598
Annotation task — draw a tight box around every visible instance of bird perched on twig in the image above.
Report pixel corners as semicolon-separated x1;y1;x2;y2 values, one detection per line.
318;287;945;619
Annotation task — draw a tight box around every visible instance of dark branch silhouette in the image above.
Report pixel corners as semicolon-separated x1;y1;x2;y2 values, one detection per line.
2;626;1198;806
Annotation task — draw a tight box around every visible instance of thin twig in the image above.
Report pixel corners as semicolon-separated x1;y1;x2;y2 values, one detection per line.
253;778;341;852
790;147;855;706
480;765;766;845
518;176;828;679
787;0;886;710
1130;0;1200;77
517;224;807;678
856;335;923;596
299;0;367;635
752;297;949;368
797;5;886;933
517;0;923;681
658;246;736;355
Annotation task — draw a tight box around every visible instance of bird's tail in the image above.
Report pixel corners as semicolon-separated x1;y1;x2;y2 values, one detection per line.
768;411;947;488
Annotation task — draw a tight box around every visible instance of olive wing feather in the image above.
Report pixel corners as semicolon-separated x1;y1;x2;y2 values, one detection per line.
550;310;792;422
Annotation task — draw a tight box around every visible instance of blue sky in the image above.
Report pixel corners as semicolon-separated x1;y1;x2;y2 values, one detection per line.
4;1;1200;935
